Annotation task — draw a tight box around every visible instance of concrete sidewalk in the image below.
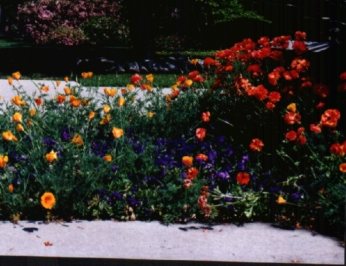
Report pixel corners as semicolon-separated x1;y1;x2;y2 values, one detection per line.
0;221;344;264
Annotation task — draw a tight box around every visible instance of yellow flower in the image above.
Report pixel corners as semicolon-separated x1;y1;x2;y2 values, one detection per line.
126;84;135;91
2;130;18;142
147;111;155;118
184;79;193;87
8;184;14;193
146;74;154;83
112;127;124;139
182;156;193;167
16;124;24;132
29;108;36;117
11;95;26;107
89;111;96;120
81;72;93;79
103;104;111;113
118;97;126;107
287;103;297;113
12;112;22;123
45;150;58;163
189;58;199;65
64;87;72;95
0;155;9;168
104;87;117;97
7;77;13;85
71;134;84;147
103;154;112;162
40;192;56;210
100;114;111;125
276;196;287;205
12;71;21;80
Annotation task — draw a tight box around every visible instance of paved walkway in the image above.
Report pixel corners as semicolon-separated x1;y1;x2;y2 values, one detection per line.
0;221;344;264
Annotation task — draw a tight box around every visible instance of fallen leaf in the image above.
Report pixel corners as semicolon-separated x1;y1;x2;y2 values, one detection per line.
43;241;53;247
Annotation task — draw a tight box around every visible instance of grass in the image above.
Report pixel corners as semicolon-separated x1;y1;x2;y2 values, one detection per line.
0;73;182;87
0;38;32;48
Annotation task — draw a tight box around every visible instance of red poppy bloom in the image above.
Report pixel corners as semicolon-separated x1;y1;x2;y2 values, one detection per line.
188;70;200;80
268;91;281;103
339;163;346;173
196;128;206;141
284;112;301;125
339;71;346;81
330;143;345;156
130;74;142;85
249;138;264;152
35;98;43;106
236;172;250;185
309;124;322;134
265;101;276;110
285;130;297;142
295;31;307;41
293;40;308;55
186;167;199;180
195;153;208;162
247;64;263;76
320;109;341;128
177;75;187;84
204;57;217;67
268;71;280;86
201;111;211;123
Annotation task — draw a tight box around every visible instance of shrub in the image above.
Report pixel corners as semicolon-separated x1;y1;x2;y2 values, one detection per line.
16;0;129;46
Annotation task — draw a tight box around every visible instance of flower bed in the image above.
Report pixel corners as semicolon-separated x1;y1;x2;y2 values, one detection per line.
0;32;345;239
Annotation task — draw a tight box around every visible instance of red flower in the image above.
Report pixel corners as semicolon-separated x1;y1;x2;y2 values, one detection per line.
177;75;187;84
268;71;280;86
268;91;281;103
196;128;206;141
313;84;329;98
309;124;322;134
249;138;264;152
186;167;199;180
247;64;262;77
265;101;276;110
236;172;250;185
285;130;297;142
35;97;43;106
195;153;208;162
295;31;307;41
293;40;307;55
284;112;301;125
320;109;341;128
339;163;346;173
130;74;142;85
204;57;217;67
330;143;345;156
201;111;211;123
188;70;199;80
339;71;346;81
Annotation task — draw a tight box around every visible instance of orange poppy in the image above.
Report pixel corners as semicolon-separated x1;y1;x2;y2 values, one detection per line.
112;127;124;139
196;128;206;141
249;138;264;152
40;192;56;209
0;155;9;168
236;172;250;185
182;156;193;167
339;163;346;173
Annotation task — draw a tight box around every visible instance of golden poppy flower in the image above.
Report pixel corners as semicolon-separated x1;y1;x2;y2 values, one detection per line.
70;97;81;107
189;58;199;65
118;97;126;107
45;150;58;163
184;79;193;87
146;74;154;83
64;87;72;95
112;127;124;139
71;134;84;147
29;108;36;117
147;112;155;118
99;114;111;125
16;124;24;132
11;95;26;107
40;85;49;92
103;154;112;162
104;87;117;97
8;77;13;85
276;196;287;205
81;72;93;79
2;130;18;142
287;103;297;113
40;192;56;210
89;111;96;120
0;155;9;168
103;104;111;113
12;71;21;80
12;112;22;123
8;184;14;193
182;156;193;167
126;84;135;91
